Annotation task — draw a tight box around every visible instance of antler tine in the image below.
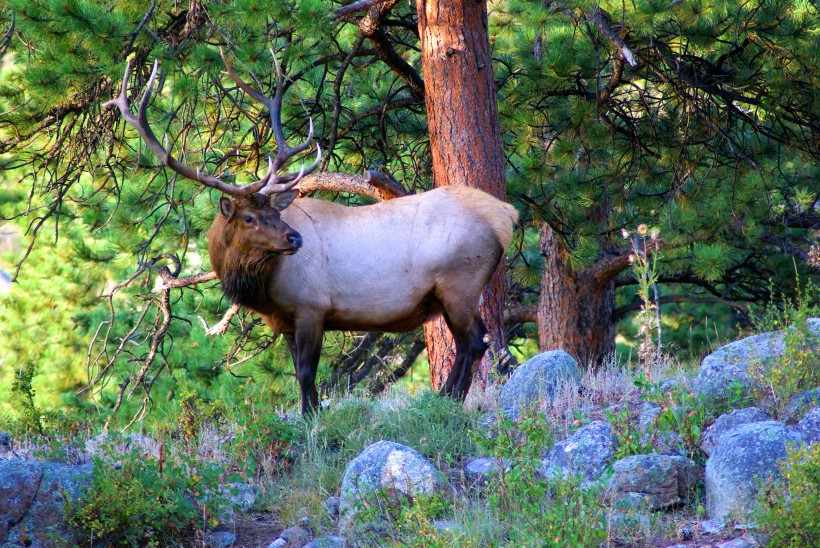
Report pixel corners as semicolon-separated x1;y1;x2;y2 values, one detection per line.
219;47;321;195
105;59;258;198
260;143;322;195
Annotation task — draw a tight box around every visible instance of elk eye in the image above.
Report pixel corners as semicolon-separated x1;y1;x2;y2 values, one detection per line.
243;215;255;224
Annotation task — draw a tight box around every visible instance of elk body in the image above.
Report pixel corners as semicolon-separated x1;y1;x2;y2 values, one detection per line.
209;187;517;413
106;55;517;414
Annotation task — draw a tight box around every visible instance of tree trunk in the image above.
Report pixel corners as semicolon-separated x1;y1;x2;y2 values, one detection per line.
416;0;508;391
537;224;631;367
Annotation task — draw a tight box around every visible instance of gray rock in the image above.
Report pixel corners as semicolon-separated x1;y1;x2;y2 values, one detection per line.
717;536;766;548
796;407;820;444
324;496;341;521
498;350;581;419
701;408;771;456
693;319;820;406
785;388;820;423
538;420;617;484
606;509;651;543
225;482;257;512
702;518;726;534
267;540;288;548
705;420;804;523
304;536;348;548
608;454;699;511
0;461;93;547
432;519;467;535
274;524;311;547
463;457;510;487
204;531;237;548
339;440;448;532
638;403;661;434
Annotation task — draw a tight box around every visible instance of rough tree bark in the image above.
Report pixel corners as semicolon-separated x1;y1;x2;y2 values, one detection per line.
537;224;631;367
416;0;509;392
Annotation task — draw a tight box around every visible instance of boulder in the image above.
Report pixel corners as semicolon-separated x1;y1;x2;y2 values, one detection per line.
608;454;699;511
0;461;93;547
339;441;448;532
705;420;803;523
271;524;311;547
785;388;820;423
204;531;237;548
637;404;687;457
499;350;581;419
693;319;820;406
463;457;510;487
324;496;341;521
701;407;770;456
795;407;820;444
304;536;348;548
538;420;617;484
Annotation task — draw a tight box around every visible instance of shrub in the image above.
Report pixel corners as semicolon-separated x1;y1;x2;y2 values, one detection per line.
475;412;608;546
755;443;820;547
749;282;820;416
233;411;302;479
67;445;230;546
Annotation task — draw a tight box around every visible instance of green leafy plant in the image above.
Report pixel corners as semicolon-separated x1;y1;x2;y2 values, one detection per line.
10;361;43;435
755;443;820;547
67;443;230;546
473;412;607;546
176;388;229;441
233;411;302;479
629;225;663;380
750;282;820;416
358;491;459;547
607;405;653;459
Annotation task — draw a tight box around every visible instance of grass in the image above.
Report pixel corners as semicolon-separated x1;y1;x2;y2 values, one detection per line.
1;343;809;546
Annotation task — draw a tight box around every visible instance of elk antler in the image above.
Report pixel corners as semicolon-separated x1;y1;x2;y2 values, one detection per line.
104;53;321;197
220;49;322;195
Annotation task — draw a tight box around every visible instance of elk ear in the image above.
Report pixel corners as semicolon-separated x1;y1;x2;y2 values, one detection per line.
270;190;298;211
219;197;236;219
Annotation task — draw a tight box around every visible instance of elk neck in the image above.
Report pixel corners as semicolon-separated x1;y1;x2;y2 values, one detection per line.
207;216;282;315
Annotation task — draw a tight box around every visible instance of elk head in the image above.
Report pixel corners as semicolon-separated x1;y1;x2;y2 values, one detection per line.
216;190;302;257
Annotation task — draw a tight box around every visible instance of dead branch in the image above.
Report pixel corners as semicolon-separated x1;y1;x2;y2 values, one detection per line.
296;170;407;201
587;9;637;67
199;303;241;335
335;0;392;18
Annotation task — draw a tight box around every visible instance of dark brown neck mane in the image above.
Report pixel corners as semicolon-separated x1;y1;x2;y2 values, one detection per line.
207;216;280;315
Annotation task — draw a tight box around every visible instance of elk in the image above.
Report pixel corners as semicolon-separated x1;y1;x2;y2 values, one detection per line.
105;54;518;414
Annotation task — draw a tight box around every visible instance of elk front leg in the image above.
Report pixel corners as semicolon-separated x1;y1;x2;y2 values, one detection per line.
290;318;324;415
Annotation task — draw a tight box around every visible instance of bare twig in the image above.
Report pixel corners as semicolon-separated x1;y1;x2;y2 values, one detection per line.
199;303;241;335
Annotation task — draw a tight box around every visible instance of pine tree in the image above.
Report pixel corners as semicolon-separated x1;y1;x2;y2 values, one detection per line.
494;0;819;363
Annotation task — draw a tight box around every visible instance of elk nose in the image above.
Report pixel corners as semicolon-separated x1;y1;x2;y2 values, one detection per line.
287;232;303;249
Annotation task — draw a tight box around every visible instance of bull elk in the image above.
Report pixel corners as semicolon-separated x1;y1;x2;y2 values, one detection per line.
105;54;518;414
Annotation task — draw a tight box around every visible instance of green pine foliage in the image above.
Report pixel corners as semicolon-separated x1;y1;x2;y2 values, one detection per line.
0;0;818;418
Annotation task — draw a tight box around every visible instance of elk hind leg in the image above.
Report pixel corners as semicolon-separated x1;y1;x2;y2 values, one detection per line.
439;309;488;400
454;314;488;398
